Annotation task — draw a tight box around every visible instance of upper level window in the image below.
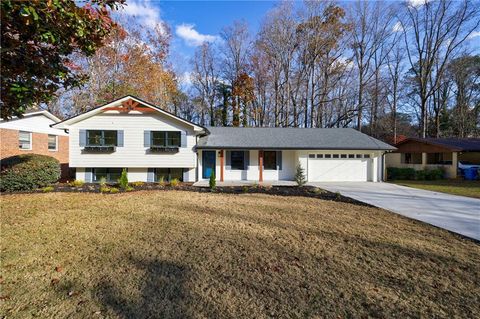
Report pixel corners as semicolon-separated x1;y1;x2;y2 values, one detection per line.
48;135;57;151
19;131;31;150
151;131;181;147
263;151;277;170
87;130;117;146
230;151;245;170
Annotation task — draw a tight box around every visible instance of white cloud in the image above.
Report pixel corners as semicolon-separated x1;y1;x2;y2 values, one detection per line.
180;71;193;87
467;31;480;40
393;21;404;33
175;24;219;46
118;0;162;30
408;0;432;8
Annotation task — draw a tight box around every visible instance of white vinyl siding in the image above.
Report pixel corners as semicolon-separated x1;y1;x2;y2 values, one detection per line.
19;131;32;150
198;150;296;181
69;112;197;168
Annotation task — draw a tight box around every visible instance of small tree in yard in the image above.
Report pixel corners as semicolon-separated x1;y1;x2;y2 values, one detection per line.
209;172;216;190
295;163;306;187
118;168;129;190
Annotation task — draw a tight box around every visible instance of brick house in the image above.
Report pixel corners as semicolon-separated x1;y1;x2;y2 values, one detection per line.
0;110;70;178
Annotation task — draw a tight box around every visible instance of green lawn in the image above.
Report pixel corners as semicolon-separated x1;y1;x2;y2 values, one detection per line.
1;191;479;318
391;179;480;198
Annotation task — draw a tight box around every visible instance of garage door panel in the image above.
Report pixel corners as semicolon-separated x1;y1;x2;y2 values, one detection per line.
308;159;370;182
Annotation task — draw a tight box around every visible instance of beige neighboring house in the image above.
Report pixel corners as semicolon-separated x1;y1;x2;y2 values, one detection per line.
386;138;480;178
0;110;70;178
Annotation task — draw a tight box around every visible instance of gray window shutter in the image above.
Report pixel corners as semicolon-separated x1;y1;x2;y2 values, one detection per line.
147;168;155;182
85;168;92;183
181;131;187;147
244;150;250;170
79;130;86;147
276;151;282;170
117;130;124;147
225;151;231;170
144;131;151;147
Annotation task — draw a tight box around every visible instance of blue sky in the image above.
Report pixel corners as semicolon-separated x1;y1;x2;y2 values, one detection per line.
117;0;278;82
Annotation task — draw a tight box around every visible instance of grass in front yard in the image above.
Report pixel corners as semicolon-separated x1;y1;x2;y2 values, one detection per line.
391;179;480;198
1;191;479;318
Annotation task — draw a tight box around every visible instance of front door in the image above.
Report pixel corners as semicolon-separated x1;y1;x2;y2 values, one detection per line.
202;151;216;179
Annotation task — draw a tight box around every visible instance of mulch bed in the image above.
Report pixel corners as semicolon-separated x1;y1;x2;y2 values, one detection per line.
2;182;370;207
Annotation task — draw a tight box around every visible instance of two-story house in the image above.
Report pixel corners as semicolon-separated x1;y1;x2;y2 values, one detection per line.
52;96;204;183
0;110;70;177
52;95;395;183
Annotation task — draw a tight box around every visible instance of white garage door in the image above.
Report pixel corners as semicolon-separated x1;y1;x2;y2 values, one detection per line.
307;154;371;182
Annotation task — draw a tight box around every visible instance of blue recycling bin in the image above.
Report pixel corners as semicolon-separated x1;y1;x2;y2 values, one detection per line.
464;167;478;180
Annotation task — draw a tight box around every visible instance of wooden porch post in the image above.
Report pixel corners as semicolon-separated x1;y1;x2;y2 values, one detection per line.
219;150;224;182
259;150;263;182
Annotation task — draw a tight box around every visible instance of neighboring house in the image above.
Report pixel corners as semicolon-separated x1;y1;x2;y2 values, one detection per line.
0;110;69;177
385;138;480;178
52;95;395;183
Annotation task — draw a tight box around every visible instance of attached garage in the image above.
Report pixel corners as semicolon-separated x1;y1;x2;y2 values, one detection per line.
307;153;373;182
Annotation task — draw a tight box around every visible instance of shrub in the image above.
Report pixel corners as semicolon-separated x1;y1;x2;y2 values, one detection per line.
157;176;165;187
131;181;144;187
99;177;107;187
425;168;444;180
42;186;54;192
118;168;128;190
69;180;85;187
387;167;416;180
170;178;179;188
0;154;61;192
242;186;249;193
109;187;119;193
209;172;216;190
100;185;110;193
294;163;307;186
415;170;427;181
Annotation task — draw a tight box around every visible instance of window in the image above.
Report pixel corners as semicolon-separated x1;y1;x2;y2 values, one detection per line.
19;131;31;150
363;154;370;158
230;151;245;170
87;130;117;146
151;131;181;147
356;154;362;158
308;154;315;159
93;168;123;183
154;168;183;182
401;152;422;164
348;154;355;158
341;154;347;158
332;154;339;158
325;154;332;158
316;154;323;158
48;135;57;151
263;151;277;170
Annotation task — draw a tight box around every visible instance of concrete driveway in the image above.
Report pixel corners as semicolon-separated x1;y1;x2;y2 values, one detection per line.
309;182;480;241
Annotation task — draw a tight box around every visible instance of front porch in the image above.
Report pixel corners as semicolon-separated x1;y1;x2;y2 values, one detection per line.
193;180;298;187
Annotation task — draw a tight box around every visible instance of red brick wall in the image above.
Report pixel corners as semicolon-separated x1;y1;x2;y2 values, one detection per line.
0;128;70;178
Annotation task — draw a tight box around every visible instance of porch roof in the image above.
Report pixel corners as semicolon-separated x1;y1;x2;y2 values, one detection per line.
395;138;480;152
197;127;396;151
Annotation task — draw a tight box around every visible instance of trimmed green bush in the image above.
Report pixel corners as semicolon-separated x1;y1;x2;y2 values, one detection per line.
425;168;444;180
0;154;61;192
295;163;307;186
118;168;128;190
387;167;445;181
209;172;216;190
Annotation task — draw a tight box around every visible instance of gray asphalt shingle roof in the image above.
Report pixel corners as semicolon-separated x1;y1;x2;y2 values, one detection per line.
197;127;396;150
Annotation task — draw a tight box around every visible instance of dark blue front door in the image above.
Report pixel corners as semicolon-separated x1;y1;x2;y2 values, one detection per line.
202;151;216;179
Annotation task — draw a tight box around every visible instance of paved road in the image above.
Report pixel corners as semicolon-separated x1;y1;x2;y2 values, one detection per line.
309;182;480;241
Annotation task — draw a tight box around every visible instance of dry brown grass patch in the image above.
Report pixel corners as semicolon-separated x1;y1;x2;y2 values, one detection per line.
1;191;479;318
